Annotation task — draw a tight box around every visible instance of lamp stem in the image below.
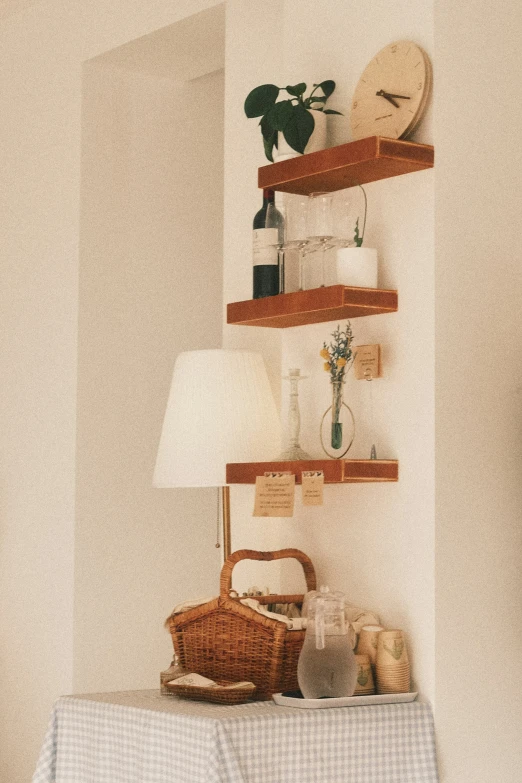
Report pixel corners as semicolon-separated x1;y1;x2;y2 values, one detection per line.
221;485;231;560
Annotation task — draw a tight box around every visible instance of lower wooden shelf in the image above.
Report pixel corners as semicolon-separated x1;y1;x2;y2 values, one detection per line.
226;459;398;484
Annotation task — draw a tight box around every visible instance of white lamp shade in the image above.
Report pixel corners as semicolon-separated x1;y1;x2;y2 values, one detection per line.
153;349;281;487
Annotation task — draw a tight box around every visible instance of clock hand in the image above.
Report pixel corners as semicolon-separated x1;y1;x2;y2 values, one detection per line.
382;91;411;100
375;90;400;108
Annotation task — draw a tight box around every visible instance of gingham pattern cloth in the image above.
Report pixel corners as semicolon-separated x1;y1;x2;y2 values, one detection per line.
33;689;439;782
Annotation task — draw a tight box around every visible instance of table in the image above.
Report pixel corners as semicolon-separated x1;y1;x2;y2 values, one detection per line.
33;689;439;783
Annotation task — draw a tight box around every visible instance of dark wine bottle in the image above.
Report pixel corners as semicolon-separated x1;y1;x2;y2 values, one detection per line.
253;189;284;299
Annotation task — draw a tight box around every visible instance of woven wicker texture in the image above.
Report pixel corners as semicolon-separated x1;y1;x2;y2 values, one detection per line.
169;549;316;700
164;679;256;704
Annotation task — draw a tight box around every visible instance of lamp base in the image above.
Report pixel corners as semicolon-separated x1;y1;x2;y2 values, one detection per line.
277;445;313;461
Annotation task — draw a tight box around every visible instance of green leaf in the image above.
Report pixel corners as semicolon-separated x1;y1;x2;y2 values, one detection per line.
260;114;272;140
244;84;279;118
285;82;307;97
260;115;277;160
316;79;335;98
266;100;294;131
323;109;343;115
282;104;315;154
354;218;363;247
263;129;277;162
308;96;327;103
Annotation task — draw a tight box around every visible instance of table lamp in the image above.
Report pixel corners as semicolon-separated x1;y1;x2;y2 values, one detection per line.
153;349;281;558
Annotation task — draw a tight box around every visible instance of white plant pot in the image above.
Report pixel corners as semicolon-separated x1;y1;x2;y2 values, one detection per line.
274;109;328;162
336;247;378;288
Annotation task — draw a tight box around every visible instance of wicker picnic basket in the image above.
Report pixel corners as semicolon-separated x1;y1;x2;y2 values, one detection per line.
168;549;316;700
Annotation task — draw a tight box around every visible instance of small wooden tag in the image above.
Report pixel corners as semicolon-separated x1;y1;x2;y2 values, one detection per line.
354;344;382;380
301;471;324;506
253;474;295;517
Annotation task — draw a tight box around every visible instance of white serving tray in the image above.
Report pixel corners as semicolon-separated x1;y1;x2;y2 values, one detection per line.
272;692;418;709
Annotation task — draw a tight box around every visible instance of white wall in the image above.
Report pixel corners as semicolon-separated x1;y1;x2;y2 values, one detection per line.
0;6;79;781
75;60;225;693
1;0;521;781
434;1;522;780
222;0;435;703
0;2;225;780
220;2;285;573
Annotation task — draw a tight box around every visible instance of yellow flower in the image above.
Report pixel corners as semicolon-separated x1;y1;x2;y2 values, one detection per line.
320;348;329;360
337;358;347;367
323;362;331;372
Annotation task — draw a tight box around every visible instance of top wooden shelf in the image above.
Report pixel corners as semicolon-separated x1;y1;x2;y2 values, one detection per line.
258;136;434;195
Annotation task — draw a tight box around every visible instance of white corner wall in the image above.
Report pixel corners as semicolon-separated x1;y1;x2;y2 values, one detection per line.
434;1;522;779
0;6;79;780
0;2;225;780
1;0;521;781
75;59;225;693
282;0;435;704
223;0;435;703
221;1;285;566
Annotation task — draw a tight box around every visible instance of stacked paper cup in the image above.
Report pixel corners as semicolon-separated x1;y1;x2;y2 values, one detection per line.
375;630;410;694
355;625;385;667
353;653;375;695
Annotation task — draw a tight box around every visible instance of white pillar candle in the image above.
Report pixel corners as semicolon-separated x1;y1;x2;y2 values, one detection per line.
336;247;378;288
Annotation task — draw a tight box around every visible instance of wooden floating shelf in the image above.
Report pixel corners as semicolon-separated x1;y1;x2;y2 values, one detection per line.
258;136;434;195
226;460;399;485
227;285;398;328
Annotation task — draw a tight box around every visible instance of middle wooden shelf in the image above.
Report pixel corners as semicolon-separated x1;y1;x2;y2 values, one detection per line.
227;284;398;328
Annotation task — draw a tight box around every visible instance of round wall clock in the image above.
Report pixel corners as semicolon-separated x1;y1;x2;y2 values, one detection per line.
350;41;431;141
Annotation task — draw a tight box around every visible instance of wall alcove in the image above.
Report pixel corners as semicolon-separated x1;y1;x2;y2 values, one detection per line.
76;5;226;694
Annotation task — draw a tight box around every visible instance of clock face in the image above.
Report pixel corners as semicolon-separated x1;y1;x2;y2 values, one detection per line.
350;41;431;141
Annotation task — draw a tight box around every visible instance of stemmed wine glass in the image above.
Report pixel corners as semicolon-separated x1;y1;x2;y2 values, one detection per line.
332;186;367;249
282;194;309;291
305;192;334;287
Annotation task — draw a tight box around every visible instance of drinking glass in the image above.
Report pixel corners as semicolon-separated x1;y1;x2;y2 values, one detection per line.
306;192;334;287
332;186;367;248
282;194;309;291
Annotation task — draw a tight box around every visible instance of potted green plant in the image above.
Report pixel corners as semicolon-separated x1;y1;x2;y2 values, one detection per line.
335;186;378;288
244;80;342;162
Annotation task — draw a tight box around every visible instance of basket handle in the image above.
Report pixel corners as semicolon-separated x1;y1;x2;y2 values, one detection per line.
220;548;317;602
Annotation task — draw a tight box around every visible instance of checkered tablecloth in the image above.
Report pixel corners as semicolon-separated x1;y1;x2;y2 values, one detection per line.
33;689;438;782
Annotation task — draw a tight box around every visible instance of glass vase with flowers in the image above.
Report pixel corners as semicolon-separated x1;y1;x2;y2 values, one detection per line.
319;322;356;458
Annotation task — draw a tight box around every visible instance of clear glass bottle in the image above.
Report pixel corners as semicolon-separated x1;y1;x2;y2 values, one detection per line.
298;586;357;699
277;368;312;461
160;654;189;694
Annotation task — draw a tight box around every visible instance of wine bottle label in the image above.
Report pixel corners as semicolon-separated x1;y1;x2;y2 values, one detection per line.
253;228;278;248
253;248;278;267
253;228;279;268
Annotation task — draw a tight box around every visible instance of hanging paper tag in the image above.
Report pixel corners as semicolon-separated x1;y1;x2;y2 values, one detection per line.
301;471;324;506
354;344;382;380
253;473;295;517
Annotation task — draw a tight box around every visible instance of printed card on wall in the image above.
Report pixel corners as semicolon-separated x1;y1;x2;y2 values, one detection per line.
253;473;295;517
301;471;324;505
354;344;382;380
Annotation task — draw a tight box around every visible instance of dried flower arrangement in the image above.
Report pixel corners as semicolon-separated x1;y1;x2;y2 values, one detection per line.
320;322;355;383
